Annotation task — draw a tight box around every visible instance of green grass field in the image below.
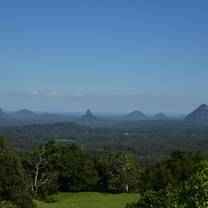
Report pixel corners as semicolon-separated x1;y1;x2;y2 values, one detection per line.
35;192;139;208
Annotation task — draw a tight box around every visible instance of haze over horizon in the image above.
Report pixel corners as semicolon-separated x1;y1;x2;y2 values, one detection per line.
1;0;208;113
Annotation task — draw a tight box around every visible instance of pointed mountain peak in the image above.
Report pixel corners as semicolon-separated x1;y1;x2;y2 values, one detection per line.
77;109;104;126
86;109;93;115
0;108;6;116
81;109;97;120
198;104;208;111
185;104;208;121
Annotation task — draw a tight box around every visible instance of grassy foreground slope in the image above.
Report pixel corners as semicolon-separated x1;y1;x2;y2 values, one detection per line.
35;192;139;208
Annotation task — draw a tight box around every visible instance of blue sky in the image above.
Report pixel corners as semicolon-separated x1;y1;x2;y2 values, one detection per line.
0;0;208;113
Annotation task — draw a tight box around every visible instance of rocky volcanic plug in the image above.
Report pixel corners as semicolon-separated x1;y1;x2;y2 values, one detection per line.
185;104;208;121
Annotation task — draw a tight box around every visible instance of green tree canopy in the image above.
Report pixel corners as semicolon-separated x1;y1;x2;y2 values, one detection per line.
96;152;142;193
0;136;35;208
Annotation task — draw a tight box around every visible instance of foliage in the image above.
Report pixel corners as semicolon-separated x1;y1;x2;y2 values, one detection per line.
136;190;167;208
0;135;7;150
0;136;35;208
24;141;99;196
2;131;208;208
24;141;141;196
58;144;99;192
2;121;208;159
132;155;208;208
0;201;16;208
24;141;62;197
141;151;204;192
170;160;208;208
95;152;142;193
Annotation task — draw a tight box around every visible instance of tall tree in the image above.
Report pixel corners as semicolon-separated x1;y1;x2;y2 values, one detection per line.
0;136;35;208
59;144;99;192
24;141;61;197
96;152;142;193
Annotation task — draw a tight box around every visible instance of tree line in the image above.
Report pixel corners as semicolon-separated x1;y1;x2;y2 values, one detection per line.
0;135;141;207
126;151;208;208
1;134;208;208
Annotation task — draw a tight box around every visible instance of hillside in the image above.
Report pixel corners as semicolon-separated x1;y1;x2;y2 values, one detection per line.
14;109;37;119
2;120;208;157
0;108;75;126
76;109;112;126
185;104;208;121
122;111;148;121
153;113;169;120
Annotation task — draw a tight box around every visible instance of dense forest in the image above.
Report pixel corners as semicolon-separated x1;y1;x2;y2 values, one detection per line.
1;134;208;208
2;120;208;160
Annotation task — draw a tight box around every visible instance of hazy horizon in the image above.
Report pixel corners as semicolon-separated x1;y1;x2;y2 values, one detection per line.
0;92;204;115
1;1;208;113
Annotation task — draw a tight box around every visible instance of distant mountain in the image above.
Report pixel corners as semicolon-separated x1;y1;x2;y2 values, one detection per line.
153;113;169;120
185;104;208;121
76;109;110;126
14;109;37;119
0;108;9;120
123;111;148;121
77;109;100;124
0;109;75;126
0;108;7;117
0;108;14;126
81;109;98;120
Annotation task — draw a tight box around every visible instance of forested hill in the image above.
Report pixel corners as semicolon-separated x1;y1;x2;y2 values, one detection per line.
2;120;208;141
1;120;208;157
0;122;90;140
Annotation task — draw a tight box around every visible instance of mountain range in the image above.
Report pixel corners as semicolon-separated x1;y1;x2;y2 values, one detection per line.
0;104;207;126
0;109;72;125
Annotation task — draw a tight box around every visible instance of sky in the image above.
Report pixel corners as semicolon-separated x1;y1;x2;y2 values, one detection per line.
0;0;208;113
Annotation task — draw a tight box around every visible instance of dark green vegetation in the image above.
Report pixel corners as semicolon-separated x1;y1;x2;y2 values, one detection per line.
0;136;35;208
1;134;208;208
2;104;208;160
24;141;141;197
127;151;208;208
2;120;208;160
0;135;141;207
